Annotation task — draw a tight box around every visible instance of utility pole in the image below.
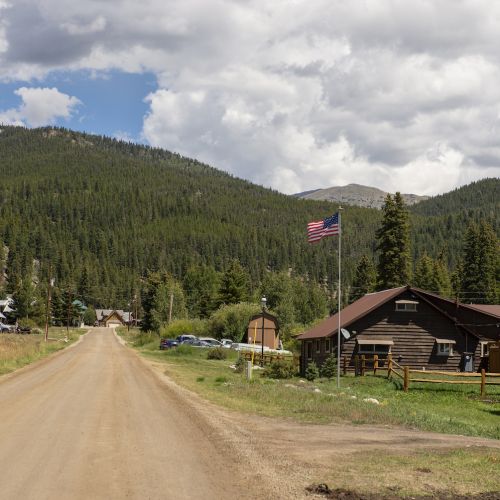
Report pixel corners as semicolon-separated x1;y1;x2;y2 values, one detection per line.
168;292;174;323
66;288;72;333
44;269;54;343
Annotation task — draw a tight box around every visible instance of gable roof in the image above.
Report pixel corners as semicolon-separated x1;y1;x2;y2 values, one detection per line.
463;304;500;318
297;286;407;340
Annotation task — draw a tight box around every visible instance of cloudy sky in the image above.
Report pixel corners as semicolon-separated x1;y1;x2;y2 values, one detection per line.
0;1;499;195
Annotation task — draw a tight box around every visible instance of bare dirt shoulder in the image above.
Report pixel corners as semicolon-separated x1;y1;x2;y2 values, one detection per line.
132;348;500;499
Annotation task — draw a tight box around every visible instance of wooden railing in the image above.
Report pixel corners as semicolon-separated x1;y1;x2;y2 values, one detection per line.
353;353;389;376
388;361;500;396
239;351;298;367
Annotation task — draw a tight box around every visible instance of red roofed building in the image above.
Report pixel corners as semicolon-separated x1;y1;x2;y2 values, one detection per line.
297;286;500;375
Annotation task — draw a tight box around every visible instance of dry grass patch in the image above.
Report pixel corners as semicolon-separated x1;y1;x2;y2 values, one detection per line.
317;448;500;498
0;328;83;375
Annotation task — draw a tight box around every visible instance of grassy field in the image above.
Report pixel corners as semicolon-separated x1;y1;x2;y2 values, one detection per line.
120;329;500;497
119;329;500;440
0;327;85;375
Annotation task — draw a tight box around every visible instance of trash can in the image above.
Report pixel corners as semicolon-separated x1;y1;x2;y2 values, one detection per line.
461;352;474;372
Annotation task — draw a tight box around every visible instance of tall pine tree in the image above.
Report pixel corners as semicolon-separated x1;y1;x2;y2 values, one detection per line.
376;193;411;290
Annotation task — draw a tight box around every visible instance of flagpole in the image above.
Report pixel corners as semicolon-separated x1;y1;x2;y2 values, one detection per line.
337;207;342;389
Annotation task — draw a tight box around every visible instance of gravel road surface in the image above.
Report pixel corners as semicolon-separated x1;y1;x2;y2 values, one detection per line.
0;328;257;500
1;328;499;500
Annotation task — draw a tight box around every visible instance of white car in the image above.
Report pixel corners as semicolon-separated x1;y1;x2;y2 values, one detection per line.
199;337;223;347
220;339;233;348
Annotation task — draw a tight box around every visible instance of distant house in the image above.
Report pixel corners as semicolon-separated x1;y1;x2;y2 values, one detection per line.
95;309;133;328
297;286;500;375
246;312;280;349
0;296;15;320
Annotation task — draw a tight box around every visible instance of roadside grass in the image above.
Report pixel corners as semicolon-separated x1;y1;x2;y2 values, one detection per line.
0;327;84;375
118;328;500;439
318;447;500;497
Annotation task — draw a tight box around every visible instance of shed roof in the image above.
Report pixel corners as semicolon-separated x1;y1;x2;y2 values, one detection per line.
465;304;500;318
297;286;407;340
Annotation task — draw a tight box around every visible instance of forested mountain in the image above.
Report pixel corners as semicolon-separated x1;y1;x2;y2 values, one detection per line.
0;126;497;309
409;178;499;268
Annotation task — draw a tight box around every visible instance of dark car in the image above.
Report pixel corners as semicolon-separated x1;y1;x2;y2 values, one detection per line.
159;338;178;350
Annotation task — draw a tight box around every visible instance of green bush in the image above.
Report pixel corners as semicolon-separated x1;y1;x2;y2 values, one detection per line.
159;318;207;338
173;343;194;356
305;361;319;381
207;302;261;341
263;359;296;379
133;330;159;347
207;347;227;360
234;356;245;373
320;354;337;379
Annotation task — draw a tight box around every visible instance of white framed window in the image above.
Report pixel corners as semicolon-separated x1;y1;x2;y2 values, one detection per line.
395;300;418;312
357;344;392;355
436;342;454;356
480;342;490;357
315;339;320;353
356;338;393;354
325;338;331;353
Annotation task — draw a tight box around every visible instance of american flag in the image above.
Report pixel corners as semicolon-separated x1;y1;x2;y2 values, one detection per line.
307;212;340;243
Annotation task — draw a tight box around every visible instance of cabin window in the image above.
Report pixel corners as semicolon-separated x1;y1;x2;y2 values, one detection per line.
395;300;418;312
435;338;456;356
306;342;313;360
480;342;489;357
357;344;391;354
325;338;331;353
315;340;320;353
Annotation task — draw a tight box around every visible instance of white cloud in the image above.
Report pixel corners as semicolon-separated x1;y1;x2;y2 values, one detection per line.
0;87;81;127
1;1;500;194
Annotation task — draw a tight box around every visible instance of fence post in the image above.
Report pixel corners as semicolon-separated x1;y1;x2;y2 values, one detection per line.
403;366;409;392
481;369;486;397
373;354;379;375
361;355;366;377
343;356;347;375
387;353;393;378
354;355;359;376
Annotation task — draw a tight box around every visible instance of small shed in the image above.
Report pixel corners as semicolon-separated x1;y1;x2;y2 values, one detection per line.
246;312;280;349
489;342;500;373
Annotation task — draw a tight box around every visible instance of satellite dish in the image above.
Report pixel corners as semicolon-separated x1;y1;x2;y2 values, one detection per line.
341;328;351;339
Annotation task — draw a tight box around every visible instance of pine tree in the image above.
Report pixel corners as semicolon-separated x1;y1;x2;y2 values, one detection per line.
376;193;411;290
414;254;435;291
350;255;376;302
461;221;498;304
218;260;250;305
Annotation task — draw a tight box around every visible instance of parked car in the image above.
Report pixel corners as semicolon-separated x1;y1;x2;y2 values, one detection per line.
0;322;14;333
220;339;233;348
176;334;198;343
199;337;222;347
159;338;178;350
16;325;32;334
183;338;211;348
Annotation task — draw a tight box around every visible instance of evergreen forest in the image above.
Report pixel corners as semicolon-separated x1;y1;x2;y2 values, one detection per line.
0;126;497;334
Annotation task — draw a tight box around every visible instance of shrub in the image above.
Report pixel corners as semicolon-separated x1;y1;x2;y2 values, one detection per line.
263;359;296;379
159;319;207;339
234;356;245;373
133;331;158;347
173;343;194;356
207;302;261;341
305;361;319;381
207;347;227;360
320;355;337;379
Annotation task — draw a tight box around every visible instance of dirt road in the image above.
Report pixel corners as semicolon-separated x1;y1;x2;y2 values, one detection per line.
0;328;259;500
1;328;499;500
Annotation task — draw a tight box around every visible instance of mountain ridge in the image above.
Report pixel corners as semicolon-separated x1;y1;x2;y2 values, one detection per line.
295;183;430;209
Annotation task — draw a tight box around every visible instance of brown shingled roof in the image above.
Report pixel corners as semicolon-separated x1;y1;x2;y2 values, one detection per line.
297;286;407;340
465;304;500;317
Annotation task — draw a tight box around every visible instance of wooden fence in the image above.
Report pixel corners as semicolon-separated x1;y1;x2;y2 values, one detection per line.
239;350;299;367
352;354;500;396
